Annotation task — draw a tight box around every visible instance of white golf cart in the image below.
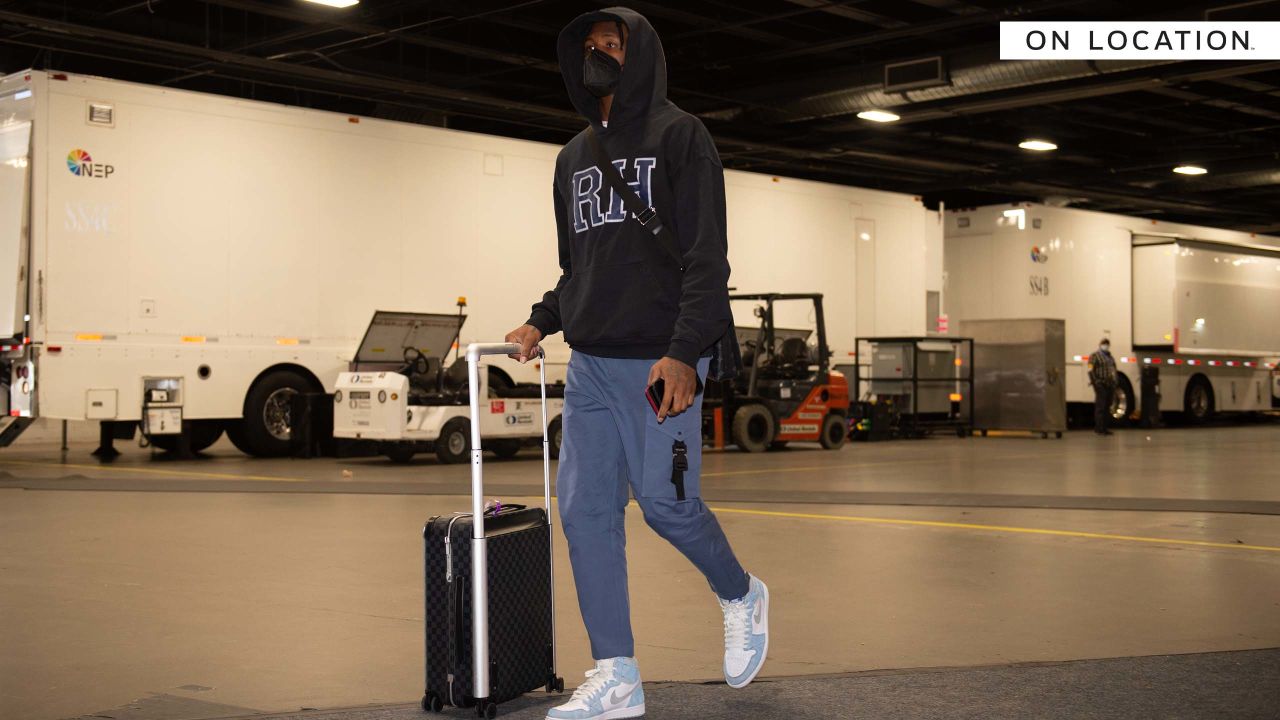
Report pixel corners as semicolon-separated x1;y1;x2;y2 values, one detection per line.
333;311;564;463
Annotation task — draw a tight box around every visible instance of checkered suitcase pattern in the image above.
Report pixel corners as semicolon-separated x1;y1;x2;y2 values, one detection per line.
424;511;554;707
422;343;561;716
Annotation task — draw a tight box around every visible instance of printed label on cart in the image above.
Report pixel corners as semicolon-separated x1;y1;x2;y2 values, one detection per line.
780;423;818;435
797;412;823;420
491;400;505;413
516;413;533;424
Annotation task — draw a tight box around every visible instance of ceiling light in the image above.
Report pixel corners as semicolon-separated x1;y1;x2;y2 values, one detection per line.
1173;165;1207;175
1018;139;1057;151
856;110;900;123
302;0;359;7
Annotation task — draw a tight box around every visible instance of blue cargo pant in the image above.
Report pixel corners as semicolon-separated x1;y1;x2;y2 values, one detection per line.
557;351;750;660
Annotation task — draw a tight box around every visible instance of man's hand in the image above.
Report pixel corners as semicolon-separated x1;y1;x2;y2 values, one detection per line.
648;357;696;422
505;324;543;363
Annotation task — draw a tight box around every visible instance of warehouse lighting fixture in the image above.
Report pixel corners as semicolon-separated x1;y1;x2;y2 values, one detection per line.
302;0;359;7
1018;139;1057;151
1173;165;1207;175
856;109;900;123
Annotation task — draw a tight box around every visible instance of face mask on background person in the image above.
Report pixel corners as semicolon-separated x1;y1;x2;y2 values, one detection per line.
1101;342;1110;352
583;47;622;98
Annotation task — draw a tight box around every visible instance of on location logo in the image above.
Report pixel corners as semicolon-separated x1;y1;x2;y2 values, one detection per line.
66;148;114;178
1030;245;1050;264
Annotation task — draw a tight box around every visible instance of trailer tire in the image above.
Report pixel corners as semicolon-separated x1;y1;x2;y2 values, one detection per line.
732;404;774;453
1110;375;1135;427
1184;375;1215;424
225;420;254;455
240;369;314;457
435;418;470;464
548;415;563;459
819;414;847;450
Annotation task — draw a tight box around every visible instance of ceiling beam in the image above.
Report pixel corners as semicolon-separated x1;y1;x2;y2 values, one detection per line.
0;9;581;122
779;0;907;29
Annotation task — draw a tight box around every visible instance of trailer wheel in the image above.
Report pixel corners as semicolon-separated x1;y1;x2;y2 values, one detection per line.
224;420;254;455
732;404;774;453
1110;375;1135;426
1184;375;1215;424
819;414;847;450
148;420;224;454
489;439;521;459
435;418;470;464
548;415;563;459
240;369;314;457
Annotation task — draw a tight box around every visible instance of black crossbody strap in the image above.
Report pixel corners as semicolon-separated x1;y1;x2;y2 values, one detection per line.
586;127;684;272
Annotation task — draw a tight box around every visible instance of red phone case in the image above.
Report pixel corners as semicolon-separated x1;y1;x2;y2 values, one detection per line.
645;381;663;414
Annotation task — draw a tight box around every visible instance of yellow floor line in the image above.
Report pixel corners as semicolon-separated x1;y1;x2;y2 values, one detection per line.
702;451;1052;478
7;460;1276;554
0;459;314;483
707;505;1280;553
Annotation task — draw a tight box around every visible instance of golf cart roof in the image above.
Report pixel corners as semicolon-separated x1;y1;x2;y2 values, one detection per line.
354;311;466;365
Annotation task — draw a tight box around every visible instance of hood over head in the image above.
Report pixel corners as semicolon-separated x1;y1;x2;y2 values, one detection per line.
557;7;667;128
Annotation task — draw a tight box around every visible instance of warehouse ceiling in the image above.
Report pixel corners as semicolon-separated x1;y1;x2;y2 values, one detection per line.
2;0;1279;232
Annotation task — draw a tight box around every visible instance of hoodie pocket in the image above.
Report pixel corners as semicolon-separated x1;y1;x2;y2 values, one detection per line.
561;261;680;346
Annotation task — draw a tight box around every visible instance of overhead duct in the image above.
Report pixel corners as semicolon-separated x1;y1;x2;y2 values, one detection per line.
710;48;1174;125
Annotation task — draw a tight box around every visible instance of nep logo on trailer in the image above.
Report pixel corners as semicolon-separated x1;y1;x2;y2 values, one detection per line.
1030;245;1050;264
66;148;114;179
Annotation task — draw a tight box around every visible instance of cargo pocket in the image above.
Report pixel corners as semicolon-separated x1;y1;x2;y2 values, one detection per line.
639;406;702;500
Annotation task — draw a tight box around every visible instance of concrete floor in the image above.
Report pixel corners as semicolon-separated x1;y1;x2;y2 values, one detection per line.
1;423;1278;720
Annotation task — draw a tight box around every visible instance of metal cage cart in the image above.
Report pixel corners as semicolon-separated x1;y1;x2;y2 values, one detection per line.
849;336;975;439
956;318;1066;440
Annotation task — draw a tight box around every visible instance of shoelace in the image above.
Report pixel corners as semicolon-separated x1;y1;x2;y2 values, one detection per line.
570;666;611;702
722;598;752;650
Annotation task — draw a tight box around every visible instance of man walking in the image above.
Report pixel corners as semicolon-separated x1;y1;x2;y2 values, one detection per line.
1088;337;1118;435
505;8;768;720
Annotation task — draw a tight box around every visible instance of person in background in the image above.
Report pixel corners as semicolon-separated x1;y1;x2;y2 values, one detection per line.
1088;337;1117;435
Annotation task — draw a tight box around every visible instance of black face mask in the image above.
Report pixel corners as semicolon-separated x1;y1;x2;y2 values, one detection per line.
583;48;621;98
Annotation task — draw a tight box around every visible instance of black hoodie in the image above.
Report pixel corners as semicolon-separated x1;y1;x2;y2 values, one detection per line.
524;7;732;369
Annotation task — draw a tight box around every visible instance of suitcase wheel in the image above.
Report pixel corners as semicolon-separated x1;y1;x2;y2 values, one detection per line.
475;699;498;719
546;676;565;694
422;692;443;713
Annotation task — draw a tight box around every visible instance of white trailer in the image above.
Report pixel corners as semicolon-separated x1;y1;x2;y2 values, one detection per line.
0;68;940;457
944;203;1280;423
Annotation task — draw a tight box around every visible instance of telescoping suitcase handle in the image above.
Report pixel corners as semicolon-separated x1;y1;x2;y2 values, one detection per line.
463;342;556;704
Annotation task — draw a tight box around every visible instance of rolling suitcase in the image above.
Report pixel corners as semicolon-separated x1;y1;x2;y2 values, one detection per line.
422;343;564;718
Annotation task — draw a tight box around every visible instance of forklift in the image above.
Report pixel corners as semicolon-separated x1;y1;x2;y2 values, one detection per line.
702;293;849;452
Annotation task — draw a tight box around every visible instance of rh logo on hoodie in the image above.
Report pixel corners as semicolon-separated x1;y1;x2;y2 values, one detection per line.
571;157;657;233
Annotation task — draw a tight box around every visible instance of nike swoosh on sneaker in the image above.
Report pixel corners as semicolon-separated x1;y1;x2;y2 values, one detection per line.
752;601;764;631
607;684;635;706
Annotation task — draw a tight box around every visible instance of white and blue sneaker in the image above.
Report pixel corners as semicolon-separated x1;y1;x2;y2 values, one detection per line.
545;657;645;720
719;574;769;688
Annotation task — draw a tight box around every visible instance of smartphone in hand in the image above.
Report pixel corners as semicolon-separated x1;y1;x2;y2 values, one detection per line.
645;376;704;416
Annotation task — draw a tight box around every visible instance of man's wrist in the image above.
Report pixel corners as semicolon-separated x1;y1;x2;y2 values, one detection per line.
525;315;553;338
664;339;700;370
